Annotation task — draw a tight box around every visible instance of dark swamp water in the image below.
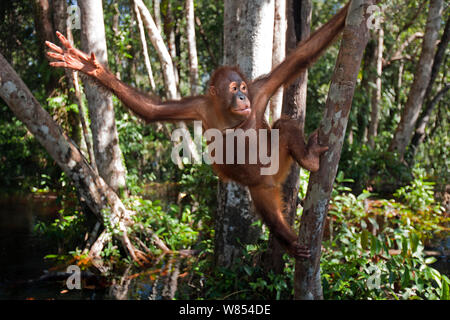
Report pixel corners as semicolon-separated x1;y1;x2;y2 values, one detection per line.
0;194;186;300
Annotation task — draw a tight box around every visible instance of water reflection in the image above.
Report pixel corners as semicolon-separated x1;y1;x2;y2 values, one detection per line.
0;194;58;299
108;256;182;300
0;194;189;300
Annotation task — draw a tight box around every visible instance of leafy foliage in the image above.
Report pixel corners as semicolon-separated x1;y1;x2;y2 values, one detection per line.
176;171;449;300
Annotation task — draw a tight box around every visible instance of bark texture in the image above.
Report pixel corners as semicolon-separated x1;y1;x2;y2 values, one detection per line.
79;0;127;194
215;181;262;267
270;0;287;122
294;0;373;300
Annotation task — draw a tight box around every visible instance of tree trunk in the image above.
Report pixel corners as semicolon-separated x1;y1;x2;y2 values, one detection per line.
367;27;384;148
238;0;275;123
357;38;376;143
133;0;156;91
388;0;444;158
34;0;55;44
135;0;177;98
270;0;287;122
264;0;311;274
153;0;163;32
215;181;262;267
79;0;127;194
33;0;58;95
294;0;372;300
410;84;450;155
233;0;275;79
423;16;449;101
185;0;200;95
135;0;201;166
51;0;82;147
72;70;97;171
0;53;168;265
160;0;180;90
215;0;275;268
112;4;122;80
410;16;450;155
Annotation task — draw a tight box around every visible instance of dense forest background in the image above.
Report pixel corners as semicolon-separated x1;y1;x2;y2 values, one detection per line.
0;0;448;300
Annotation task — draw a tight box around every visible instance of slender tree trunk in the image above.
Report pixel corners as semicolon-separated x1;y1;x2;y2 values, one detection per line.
0;54;168;265
423;16;450;101
358;38;376;143
135;0;177;98
264;0;311;274
367;27;384;148
153;0;163;32
133;0;156;91
388;0;444;158
161;0;180;90
294;0;372;300
34;0;54;43
72;70;97;172
79;0;127;194
185;0;200;95
51;0;82;147
410;84;450;155
410;16;450;155
135;0;200;166
112;4;122;80
215;0;275;268
270;0;287;123
396;61;404;112
33;0;58;94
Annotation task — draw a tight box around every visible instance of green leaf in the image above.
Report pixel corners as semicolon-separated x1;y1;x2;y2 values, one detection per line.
243;265;252;276
44;254;59;259
441;277;449;300
410;233;419;253
401;236;408;258
429;268;442;288
425;257;437;265
401;267;410;287
361;230;369;250
370;234;377;256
